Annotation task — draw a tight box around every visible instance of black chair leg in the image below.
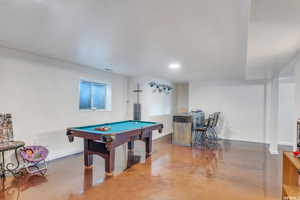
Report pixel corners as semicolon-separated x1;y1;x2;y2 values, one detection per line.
212;128;217;140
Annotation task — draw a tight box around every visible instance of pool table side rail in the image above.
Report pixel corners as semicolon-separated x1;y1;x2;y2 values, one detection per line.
68;120;156;130
66;121;163;141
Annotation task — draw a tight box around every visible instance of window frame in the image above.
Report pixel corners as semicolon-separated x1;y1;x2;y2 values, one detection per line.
79;78;112;112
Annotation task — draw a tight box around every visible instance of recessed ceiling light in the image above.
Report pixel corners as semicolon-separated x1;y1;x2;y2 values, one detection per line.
104;68;113;72
168;63;181;69
104;65;113;72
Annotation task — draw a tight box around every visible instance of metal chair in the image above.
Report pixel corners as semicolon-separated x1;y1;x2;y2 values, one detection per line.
193;112;221;146
209;112;220;140
193;114;214;146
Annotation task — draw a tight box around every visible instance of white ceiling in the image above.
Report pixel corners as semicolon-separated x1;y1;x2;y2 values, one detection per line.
0;0;299;82
247;0;300;80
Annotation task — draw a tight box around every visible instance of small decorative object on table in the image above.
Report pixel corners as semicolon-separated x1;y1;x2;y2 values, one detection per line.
19;146;49;176
0;141;25;177
293;151;300;158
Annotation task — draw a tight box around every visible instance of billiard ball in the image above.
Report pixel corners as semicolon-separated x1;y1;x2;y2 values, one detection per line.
95;127;111;131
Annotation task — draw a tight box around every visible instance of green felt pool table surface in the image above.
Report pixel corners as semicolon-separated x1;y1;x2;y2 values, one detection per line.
69;120;158;135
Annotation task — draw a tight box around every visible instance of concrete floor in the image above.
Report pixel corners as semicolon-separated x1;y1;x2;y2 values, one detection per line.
0;136;290;200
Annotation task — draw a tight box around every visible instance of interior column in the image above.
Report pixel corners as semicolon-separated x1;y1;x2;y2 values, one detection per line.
269;74;279;154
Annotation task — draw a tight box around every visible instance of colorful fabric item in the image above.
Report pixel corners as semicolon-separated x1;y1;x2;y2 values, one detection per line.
20;146;48;163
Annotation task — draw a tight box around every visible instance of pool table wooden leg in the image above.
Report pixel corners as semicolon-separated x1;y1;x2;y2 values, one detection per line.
128;141;134;151
105;149;115;176
145;133;152;158
84;139;93;168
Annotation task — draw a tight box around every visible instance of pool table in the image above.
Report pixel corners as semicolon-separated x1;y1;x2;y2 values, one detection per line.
66;120;163;176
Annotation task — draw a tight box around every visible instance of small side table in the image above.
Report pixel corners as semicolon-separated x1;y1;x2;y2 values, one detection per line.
0;141;25;178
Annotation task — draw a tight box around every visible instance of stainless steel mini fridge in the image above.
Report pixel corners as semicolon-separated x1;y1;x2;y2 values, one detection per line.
172;113;193;146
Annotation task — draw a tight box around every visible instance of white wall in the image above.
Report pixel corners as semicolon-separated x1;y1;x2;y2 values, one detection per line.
0;48;129;160
295;54;300;118
189;80;265;143
128;77;176;139
175;83;189;113
189;80;296;146
294;54;300;149
278;81;296;146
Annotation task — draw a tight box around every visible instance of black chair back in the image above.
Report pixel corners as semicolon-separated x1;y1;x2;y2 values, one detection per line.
212;112;220;127
207;114;215;128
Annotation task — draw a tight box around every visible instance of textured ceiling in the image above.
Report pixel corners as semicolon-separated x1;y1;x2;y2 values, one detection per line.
247;0;300;80
0;0;249;82
0;0;299;82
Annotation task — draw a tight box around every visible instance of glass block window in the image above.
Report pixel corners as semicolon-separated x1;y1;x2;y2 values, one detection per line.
79;80;111;110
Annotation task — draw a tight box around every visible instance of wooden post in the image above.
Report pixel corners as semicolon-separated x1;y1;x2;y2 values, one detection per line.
105;149;115;176
145;132;152;158
84;139;93;167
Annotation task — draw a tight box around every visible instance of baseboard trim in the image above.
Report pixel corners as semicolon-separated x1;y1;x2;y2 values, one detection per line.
269;148;279;155
48;133;289;161
219;136;294;147
219;136;267;144
153;132;172;140
278;142;294;146
47;149;83;162
47;133;173;161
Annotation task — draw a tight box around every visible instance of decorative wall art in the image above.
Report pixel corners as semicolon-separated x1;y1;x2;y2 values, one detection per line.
149;81;173;94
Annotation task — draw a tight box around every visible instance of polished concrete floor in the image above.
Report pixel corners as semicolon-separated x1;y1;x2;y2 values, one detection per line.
0;136;290;200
